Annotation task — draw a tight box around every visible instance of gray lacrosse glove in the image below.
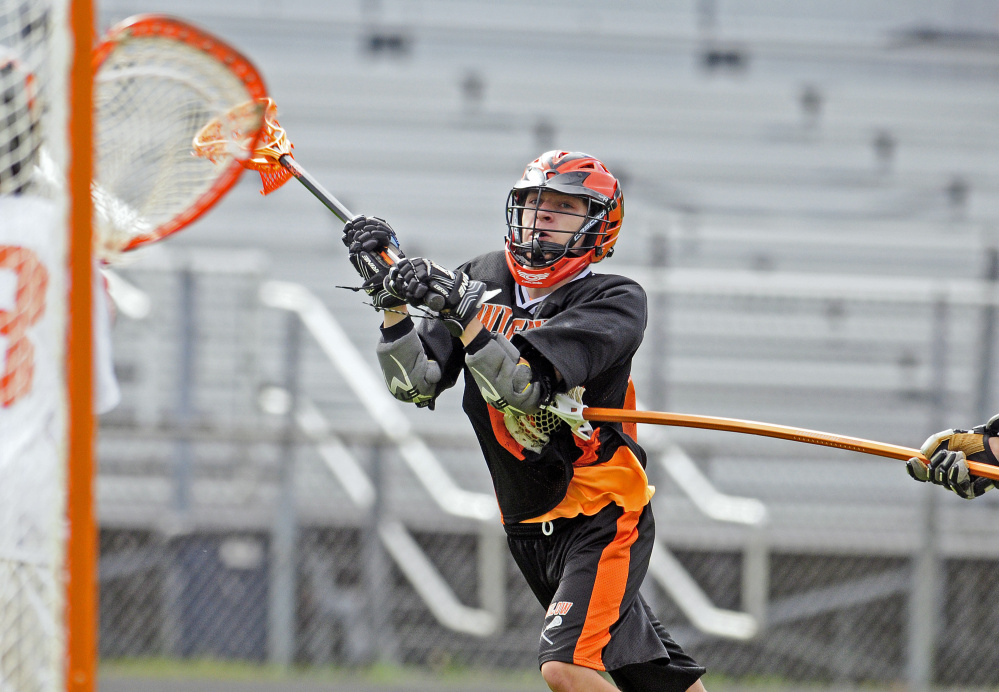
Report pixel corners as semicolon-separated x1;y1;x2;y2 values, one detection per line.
906;414;999;499
375;325;441;408
383;257;489;337
465;333;545;416
342;215;406;309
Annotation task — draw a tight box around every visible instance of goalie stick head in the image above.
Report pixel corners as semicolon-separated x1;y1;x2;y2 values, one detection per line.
505;150;624;288
93;14;269;258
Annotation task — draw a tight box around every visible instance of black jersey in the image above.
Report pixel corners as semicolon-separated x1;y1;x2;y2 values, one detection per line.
416;251;649;524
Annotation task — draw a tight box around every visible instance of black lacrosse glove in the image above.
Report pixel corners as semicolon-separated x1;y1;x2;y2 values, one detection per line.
342;216;406;309
383;257;488;337
906;414;999;499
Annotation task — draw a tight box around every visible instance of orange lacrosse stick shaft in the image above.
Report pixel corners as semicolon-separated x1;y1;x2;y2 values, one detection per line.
582;407;999;482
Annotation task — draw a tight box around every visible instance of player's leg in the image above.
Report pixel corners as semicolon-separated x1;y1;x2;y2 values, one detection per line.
539;661;709;692
507;505;704;691
606;595;707;691
600;508;706;692
608;657;707;692
541;660;619;691
506;512;630;691
536;506;672;672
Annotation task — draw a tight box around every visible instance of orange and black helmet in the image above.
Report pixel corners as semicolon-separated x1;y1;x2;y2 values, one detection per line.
504;150;624;288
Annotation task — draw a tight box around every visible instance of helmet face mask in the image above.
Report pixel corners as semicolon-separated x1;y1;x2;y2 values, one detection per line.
504;151;623;288
506;191;606;263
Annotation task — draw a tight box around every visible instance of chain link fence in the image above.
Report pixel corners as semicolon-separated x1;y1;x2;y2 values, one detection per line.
96;248;999;688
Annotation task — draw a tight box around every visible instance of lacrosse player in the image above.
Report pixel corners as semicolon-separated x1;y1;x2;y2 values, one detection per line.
344;151;707;692
907;416;999;499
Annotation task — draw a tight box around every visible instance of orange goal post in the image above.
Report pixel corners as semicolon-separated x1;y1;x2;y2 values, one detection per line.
3;6;272;689
0;0;95;691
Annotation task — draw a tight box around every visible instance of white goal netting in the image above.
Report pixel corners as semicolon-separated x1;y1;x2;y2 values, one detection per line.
1;0;73;690
93;14;267;259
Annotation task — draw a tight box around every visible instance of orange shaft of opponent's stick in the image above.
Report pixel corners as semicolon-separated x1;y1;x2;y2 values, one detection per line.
582;407;999;482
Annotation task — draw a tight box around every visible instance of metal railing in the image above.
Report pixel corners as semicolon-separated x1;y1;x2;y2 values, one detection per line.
100;258;999;685
260;280;501;638
259;279;764;641
639;404;767;640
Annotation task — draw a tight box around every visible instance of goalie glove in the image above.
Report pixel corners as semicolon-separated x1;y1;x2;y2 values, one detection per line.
342;216;406;309
383;257;489;337
906;414;999;499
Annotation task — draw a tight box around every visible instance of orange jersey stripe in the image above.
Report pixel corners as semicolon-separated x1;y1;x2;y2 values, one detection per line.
572;509;642;669
529;445;654;522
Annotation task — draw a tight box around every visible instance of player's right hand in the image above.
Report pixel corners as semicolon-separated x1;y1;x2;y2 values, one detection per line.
342;216;406;309
906;414;999;499
383;257;489;337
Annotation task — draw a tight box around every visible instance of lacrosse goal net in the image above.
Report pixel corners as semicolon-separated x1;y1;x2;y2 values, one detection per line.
1;0;94;691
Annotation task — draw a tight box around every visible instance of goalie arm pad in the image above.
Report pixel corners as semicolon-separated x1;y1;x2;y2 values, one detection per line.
376;318;441;408
464;331;551;416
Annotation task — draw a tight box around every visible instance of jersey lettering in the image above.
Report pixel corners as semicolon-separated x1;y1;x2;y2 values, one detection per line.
546;601;574;617
0;246;48;407
477;303;546;339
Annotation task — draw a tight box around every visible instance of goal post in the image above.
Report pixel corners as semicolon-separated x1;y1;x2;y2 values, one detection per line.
0;0;95;690
66;4;96;692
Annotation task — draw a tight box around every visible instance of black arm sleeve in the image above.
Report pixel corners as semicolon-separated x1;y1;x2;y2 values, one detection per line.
511;280;647;390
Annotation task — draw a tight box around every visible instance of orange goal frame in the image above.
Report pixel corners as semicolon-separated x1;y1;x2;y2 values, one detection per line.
66;1;96;690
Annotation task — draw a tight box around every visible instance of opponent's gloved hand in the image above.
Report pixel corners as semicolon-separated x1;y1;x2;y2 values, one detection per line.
906;414;999;499
342;216;406;309
383;257;489;337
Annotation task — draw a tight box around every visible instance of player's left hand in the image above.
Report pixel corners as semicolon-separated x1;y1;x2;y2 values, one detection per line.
906;414;999;499
342;216;406;309
384;257;488;336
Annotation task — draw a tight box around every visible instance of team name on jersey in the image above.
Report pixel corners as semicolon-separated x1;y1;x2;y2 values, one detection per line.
477;303;546;338
546;601;573;617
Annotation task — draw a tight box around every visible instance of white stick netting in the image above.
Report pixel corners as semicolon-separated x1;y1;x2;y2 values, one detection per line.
504;387;587;452
94;17;265;259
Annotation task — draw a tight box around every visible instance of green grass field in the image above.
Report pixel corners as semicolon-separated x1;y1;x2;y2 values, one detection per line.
98;659;927;692
100;659;547;691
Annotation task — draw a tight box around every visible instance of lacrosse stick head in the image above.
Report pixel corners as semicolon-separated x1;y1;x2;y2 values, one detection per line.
505;387;592;452
194;96;295;195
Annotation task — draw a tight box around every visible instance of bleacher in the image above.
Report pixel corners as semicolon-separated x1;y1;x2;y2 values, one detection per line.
93;0;999;681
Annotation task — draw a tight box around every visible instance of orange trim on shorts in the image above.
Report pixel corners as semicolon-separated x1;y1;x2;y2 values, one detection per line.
572;509;642;670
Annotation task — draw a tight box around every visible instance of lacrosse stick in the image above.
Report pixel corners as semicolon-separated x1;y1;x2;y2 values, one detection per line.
193;97;401;264
543;399;999;482
92;14;268;260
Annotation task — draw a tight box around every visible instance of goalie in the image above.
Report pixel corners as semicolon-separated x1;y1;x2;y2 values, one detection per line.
344;151;707;692
1;46;120;413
